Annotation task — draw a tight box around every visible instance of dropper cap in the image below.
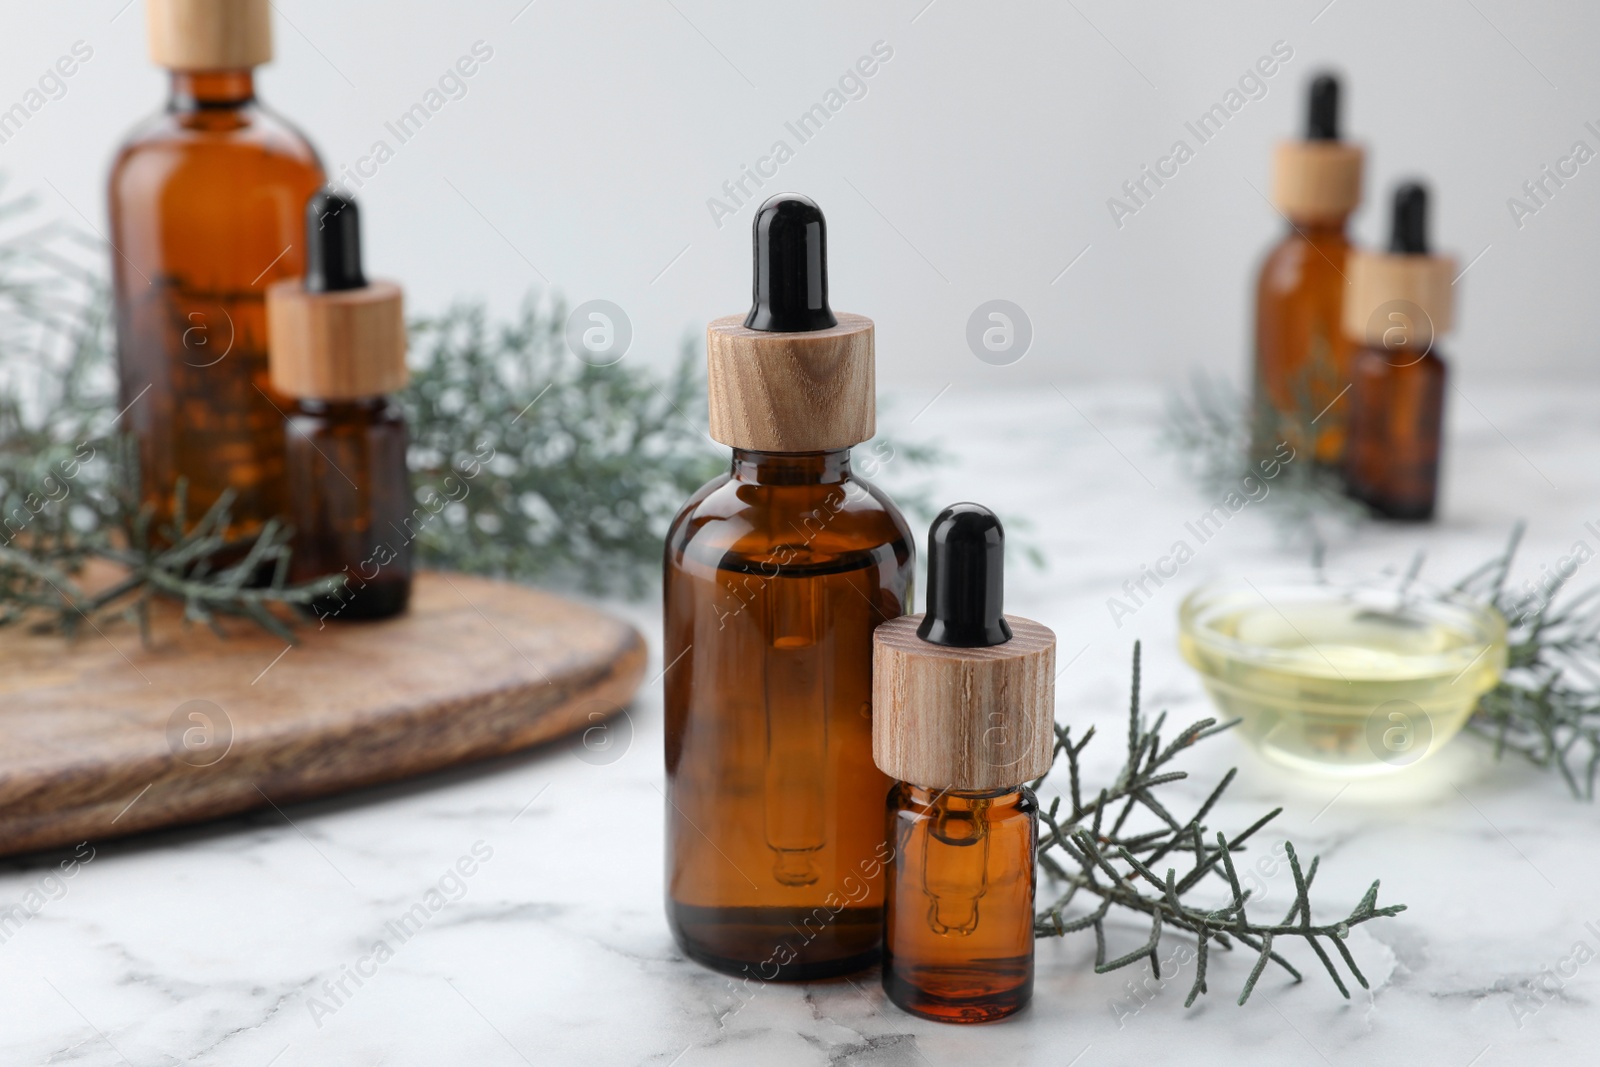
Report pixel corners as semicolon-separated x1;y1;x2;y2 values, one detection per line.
305;190;367;293
267;189;407;400
1389;182;1429;254
1344;180;1456;349
745;194;837;332
874;503;1056;790
706;193;874;453
1271;72;1362;222
918;503;1012;647
1306;74;1340;140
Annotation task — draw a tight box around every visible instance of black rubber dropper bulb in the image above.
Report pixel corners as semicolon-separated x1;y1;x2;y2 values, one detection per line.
304;189;366;293
1306;73;1340;141
1389;182;1429;255
744;193;837;333
917;503;1012;648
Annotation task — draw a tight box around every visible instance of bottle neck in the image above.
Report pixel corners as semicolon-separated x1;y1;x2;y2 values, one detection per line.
292;396;391;418
905;784;1022;806
902;780;1024;812
1285;215;1348;240
1369;343;1443;365
169;70;256;111
730;448;851;486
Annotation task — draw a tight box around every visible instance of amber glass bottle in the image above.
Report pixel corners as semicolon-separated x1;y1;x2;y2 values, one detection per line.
267;191;412;619
109;0;324;541
874;504;1056;1023
884;784;1038;1022
282;398;411;618
1342;183;1454;520
1252;74;1363;466
664;194;915;979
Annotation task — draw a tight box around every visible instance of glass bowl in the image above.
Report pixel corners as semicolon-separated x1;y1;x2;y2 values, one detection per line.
1178;575;1507;776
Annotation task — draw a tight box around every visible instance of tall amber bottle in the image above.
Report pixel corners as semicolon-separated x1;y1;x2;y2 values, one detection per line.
267;191;412;619
873;504;1056;1023
109;0;325;540
1342;183;1456;520
1252;74;1363;465
664;194;915;979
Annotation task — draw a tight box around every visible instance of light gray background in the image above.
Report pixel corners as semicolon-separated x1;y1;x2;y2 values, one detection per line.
1;0;1596;391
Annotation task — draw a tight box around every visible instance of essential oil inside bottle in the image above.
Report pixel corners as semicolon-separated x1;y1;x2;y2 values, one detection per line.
884;783;1038;1022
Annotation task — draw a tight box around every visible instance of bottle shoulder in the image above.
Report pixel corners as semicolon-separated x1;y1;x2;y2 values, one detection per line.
1353;344;1448;380
665;466;915;572
1256;226;1351;294
111;102;323;185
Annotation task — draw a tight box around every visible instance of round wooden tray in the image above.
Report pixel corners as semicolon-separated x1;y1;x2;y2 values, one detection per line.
0;570;646;857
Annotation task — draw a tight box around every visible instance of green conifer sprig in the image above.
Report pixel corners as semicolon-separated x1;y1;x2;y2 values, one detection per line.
1456;524;1600;798
0;184;936;631
1032;643;1407;1007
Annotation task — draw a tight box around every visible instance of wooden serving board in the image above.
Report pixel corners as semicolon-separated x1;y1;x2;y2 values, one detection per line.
0;570;647;858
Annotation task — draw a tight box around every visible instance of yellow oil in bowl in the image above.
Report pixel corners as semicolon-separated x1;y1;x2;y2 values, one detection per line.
1178;576;1506;775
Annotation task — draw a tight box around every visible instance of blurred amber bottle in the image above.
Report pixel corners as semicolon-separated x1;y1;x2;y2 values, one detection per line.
874;504;1056;1023
1252;74;1363;465
664;195;915;979
1342;183;1455;520
109;0;324;540
267;191;412;619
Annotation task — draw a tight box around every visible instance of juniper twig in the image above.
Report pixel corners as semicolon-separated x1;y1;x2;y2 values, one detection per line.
1033;642;1407;1006
1457;522;1600;799
1160;370;1366;552
400;299;945;595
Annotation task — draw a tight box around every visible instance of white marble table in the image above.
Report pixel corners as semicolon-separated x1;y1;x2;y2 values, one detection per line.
5;382;1597;1067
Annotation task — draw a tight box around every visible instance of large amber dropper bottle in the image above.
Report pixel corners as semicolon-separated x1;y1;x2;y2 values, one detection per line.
663;193;915;980
874;503;1056;1023
109;0;325;540
1252;74;1363;465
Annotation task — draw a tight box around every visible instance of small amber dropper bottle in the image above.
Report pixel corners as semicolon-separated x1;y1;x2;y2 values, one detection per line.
664;193;916;980
1341;183;1456;521
266;191;412;620
1252;73;1364;465
874;503;1056;1023
109;0;325;543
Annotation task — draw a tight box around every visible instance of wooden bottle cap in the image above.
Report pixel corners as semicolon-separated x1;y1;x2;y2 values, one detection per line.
147;0;273;70
1342;251;1456;348
706;312;875;453
266;280;408;399
1271;141;1363;223
873;614;1056;790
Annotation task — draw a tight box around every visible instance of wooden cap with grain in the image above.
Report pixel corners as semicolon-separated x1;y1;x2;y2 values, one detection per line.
268;190;407;399
873;503;1055;790
1344;184;1454;349
1342;252;1455;348
1271;141;1363;223
873;614;1056;790
706;312;875;452
267;280;407;399
709;192;875;453
147;0;273;70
